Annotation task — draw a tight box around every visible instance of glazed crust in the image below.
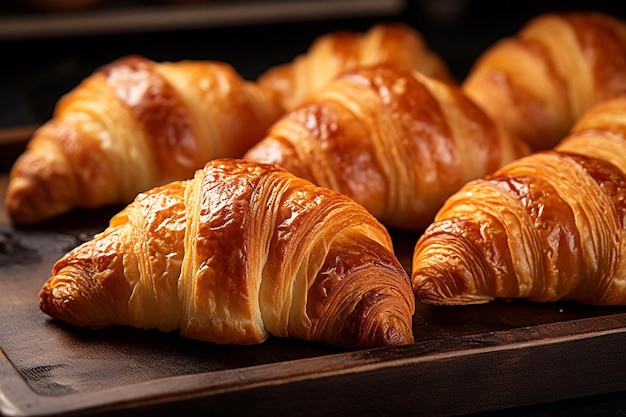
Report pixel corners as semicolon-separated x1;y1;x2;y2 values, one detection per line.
246;64;529;231
258;23;455;111
5;55;284;224
39;158;415;350
412;96;626;306
462;12;626;150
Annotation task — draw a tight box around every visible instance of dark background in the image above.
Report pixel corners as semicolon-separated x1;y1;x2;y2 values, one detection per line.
1;0;626;130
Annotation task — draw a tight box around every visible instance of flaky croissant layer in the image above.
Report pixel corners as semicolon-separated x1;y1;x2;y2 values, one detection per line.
6;55;284;225
246;64;529;231
412;96;626;306
40;158;415;350
258;22;455;111
463;11;626;150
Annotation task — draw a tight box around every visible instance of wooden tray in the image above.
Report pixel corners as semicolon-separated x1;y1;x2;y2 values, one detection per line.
2;175;626;417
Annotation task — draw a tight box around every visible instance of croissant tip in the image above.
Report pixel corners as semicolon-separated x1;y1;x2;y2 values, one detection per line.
38;280;65;321
353;314;415;350
379;322;415;347
6;179;43;224
414;276;493;306
6;165;74;224
39;273;94;327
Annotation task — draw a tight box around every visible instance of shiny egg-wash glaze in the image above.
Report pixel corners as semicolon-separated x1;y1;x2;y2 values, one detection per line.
258;22;455;111
413;96;626;306
5;55;284;225
39;158;415;350
463;11;626;150
246;64;529;231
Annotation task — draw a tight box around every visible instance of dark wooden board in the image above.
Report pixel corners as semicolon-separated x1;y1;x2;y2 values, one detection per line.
3;176;626;417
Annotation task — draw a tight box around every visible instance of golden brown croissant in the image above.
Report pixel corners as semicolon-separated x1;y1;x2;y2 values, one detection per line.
258;22;455;111
39;158;415;350
245;64;530;231
462;11;626;150
412;96;626;306
5;55;283;225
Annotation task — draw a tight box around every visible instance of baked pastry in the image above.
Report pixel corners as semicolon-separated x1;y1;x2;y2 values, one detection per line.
258;22;455;111
462;11;626;150
245;64;530;231
412;96;626;306
5;55;283;225
39;158;415;350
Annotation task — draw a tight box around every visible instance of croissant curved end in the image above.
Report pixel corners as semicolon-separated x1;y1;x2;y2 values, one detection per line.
340;286;415;349
5;175;71;225
39;230;133;328
39;269;132;329
366;307;415;348
309;235;416;349
414;275;494;306
5;136;81;224
39;273;101;328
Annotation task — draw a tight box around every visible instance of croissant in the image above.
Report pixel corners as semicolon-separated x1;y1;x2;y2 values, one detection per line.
245;64;530;231
5;55;284;225
412;96;626;306
462;11;626;150
39;158;415;350
258;22;455;111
